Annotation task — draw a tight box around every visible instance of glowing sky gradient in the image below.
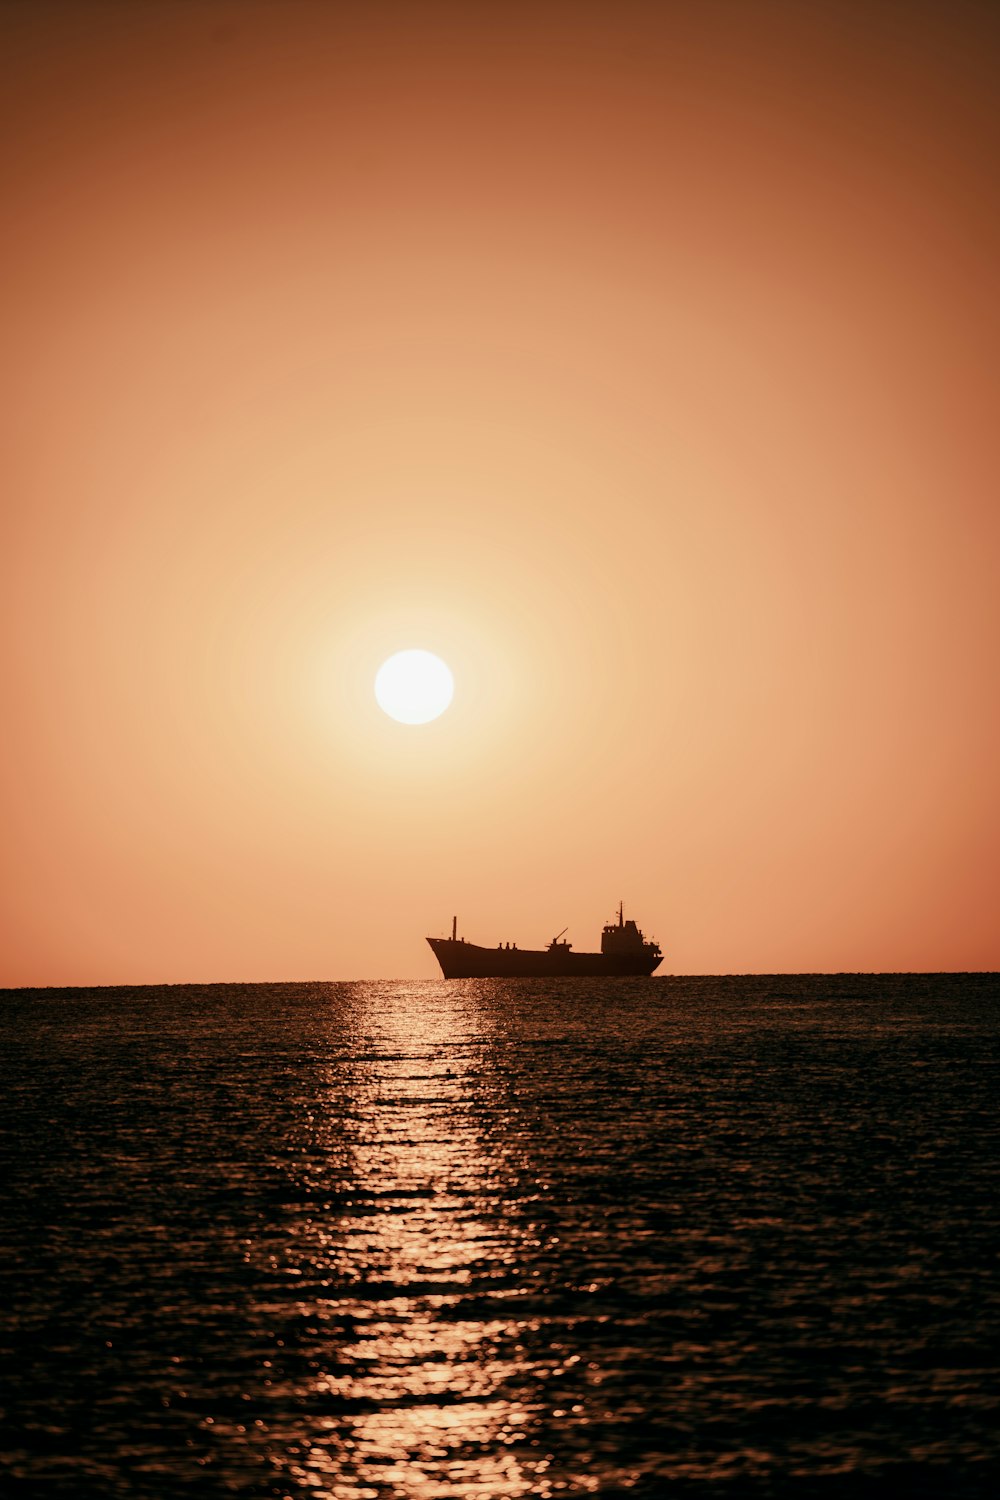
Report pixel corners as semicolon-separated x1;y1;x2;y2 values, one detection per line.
3;1;998;983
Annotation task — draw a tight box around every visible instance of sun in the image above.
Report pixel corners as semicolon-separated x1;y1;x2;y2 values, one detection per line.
375;649;454;724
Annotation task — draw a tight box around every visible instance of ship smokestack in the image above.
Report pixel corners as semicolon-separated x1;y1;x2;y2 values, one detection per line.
452;915;457;942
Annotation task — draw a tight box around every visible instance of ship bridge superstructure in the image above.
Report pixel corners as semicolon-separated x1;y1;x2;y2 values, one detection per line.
600;903;661;960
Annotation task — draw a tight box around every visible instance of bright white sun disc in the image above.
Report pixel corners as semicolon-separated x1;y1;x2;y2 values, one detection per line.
375;649;454;724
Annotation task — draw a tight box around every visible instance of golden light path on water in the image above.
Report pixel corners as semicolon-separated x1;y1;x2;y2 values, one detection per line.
271;983;567;1499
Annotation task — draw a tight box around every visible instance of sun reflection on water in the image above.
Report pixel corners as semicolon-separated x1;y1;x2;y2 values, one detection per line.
272;981;538;1498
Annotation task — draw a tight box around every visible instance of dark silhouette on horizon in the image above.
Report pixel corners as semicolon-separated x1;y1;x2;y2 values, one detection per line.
428;904;663;978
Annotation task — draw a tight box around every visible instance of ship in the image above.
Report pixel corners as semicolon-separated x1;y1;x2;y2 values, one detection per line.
427;905;663;979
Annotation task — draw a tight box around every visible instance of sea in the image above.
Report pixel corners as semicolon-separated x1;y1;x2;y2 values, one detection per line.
1;974;998;1499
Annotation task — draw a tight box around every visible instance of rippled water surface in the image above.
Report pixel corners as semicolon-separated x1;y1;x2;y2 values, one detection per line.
2;975;999;1498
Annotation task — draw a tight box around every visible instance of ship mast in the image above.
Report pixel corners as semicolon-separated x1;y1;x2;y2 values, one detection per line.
618;901;624;927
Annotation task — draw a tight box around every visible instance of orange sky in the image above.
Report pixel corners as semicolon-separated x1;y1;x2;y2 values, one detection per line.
3;1;998;983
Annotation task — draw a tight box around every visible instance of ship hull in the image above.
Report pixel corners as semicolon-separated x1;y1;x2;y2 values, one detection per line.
427;938;662;979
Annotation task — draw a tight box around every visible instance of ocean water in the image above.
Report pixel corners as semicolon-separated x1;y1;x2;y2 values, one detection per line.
1;974;998;1499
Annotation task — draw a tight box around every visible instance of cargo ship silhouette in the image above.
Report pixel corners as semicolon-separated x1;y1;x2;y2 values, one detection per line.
427;905;663;978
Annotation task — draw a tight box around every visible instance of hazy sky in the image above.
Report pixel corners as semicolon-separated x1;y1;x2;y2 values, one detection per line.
3;1;998;983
